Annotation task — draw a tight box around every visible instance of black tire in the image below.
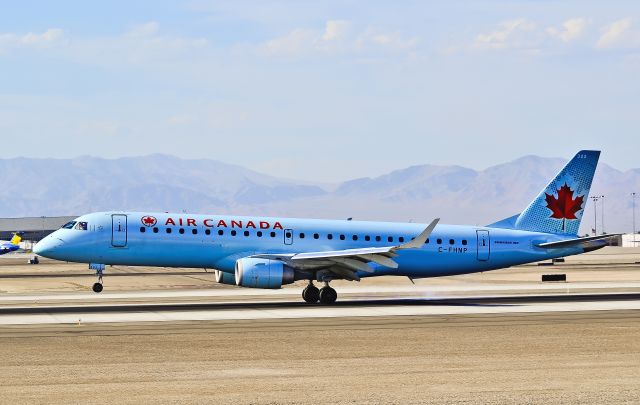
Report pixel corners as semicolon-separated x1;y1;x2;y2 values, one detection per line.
302;285;320;304
319;286;337;304
92;282;103;293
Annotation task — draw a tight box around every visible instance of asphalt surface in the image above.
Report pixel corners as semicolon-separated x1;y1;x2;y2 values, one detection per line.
1;254;639;403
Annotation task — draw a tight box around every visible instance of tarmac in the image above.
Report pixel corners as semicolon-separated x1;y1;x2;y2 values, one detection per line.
0;248;639;404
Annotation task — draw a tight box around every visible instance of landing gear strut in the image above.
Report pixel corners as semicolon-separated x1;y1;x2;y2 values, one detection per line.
302;281;320;304
92;266;104;293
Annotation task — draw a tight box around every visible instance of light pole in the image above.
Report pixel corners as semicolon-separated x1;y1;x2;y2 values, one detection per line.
633;192;637;247
600;195;605;234
590;196;599;236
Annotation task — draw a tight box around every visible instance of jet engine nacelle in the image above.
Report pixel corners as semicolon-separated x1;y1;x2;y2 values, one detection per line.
214;269;236;285
235;258;295;289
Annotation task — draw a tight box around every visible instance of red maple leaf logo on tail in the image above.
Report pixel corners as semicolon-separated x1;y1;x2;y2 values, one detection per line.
545;183;584;231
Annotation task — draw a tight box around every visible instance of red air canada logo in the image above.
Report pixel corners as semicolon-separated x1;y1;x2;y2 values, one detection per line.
141;216;157;227
545;183;584;231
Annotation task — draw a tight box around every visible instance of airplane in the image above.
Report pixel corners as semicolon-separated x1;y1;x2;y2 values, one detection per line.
0;233;23;256
34;150;616;304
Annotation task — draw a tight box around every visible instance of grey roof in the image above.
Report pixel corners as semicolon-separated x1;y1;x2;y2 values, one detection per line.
0;216;77;232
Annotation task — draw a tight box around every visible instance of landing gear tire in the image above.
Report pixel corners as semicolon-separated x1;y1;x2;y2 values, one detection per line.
92;282;103;293
319;286;337;305
302;284;320;304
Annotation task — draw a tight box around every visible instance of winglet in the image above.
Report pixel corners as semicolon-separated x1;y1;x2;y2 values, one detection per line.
397;218;440;250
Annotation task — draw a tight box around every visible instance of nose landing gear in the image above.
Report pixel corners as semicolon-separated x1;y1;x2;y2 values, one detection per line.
92;280;103;293
89;263;106;293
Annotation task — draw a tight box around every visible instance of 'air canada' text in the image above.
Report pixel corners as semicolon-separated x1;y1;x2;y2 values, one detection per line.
164;217;284;230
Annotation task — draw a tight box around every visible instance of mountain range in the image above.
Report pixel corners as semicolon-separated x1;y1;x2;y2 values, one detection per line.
0;154;638;235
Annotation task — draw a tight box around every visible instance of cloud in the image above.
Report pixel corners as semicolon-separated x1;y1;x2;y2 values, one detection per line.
321;20;350;42
0;28;64;50
264;29;316;55
126;21;160;38
60;22;208;68
474;19;536;50
263;20;417;57
596;18;633;49
547;18;587;42
357;27;419;52
0;23;208;65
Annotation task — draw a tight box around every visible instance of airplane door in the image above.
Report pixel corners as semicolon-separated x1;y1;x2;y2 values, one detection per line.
284;229;294;245
476;230;490;261
112;214;128;247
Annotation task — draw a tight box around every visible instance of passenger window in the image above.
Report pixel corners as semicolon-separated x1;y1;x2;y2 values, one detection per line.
140;227;146;233
375;236;381;242
231;230;237;236
205;229;211;235
192;229;198;235
365;235;370;241
244;231;250;237
285;231;292;238
300;233;305;239
313;233;319;239
166;228;172;234
426;238;430;244
388;236;393;243
449;239;454;245
257;231;263;237
327;234;333;240
340;235;345;240
218;230;224;236
399;237;405;243
352;235;358;241
153;227;159;233
270;231;276;237
437;238;442;244
462;240;467;245
179;228;185;234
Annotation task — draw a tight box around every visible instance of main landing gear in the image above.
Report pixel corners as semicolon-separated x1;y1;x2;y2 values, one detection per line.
302;281;337;304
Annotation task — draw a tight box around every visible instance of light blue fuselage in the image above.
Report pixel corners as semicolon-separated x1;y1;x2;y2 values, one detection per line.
36;211;583;278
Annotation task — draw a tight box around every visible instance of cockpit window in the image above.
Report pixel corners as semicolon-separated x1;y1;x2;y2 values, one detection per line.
62;221;77;229
75;222;88;231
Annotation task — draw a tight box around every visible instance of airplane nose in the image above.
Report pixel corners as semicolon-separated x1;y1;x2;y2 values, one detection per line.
33;237;64;257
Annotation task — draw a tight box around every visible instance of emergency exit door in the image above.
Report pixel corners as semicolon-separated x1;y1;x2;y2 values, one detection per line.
476;230;490;261
284;229;294;245
112;214;128;247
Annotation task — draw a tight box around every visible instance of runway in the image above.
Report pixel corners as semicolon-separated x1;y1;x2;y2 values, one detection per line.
1;290;639;325
1;256;640;325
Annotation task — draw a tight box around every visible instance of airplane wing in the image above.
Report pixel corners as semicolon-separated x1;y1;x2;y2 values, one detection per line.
536;234;621;249
251;218;439;280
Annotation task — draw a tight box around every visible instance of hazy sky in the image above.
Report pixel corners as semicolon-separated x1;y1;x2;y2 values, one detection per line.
1;1;639;181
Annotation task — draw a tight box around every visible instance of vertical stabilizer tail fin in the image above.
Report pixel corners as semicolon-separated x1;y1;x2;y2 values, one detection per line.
10;233;22;245
515;150;600;235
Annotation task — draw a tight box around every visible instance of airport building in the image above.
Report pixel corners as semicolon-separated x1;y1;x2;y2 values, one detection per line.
0;216;76;244
622;233;640;248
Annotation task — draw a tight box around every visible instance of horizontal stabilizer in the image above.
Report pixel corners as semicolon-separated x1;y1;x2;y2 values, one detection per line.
536;234;620;249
